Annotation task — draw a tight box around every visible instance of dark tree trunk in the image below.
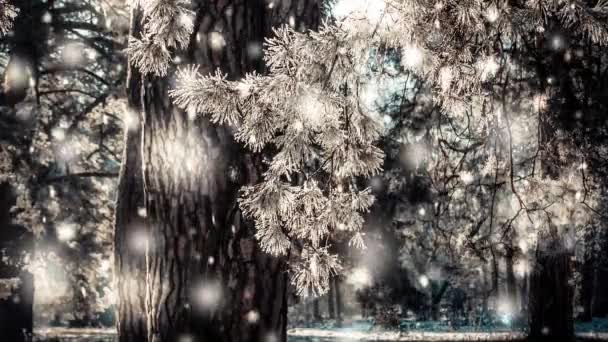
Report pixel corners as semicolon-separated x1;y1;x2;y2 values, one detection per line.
312;299;321;321
327;276;335;319
528;236;574;342
114;95;147;342
142;82;289;342
481;263;490;319
0;183;34;342
113;7;148;342
490;249;499;296
520;272;528;315
119;1;320;342
505;246;517;305
591;227;608;318
430;281;449;321
335;277;343;324
0;272;34;342
580;224;597;322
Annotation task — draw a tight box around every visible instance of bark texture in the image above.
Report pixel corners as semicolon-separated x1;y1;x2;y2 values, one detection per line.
114;8;148;342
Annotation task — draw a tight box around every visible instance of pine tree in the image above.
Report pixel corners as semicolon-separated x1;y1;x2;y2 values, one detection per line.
170;23;385;297
379;1;608;340
171;0;608;339
120;0;321;341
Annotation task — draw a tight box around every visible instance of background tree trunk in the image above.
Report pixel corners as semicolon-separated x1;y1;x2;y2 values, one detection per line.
327;276;335;319
591;228;608;318
528;235;574;342
430;281;449;321
0;183;34;342
580;223;597;322
121;1;320;342
335;277;343;324
312;299;321;321
504;246;517;306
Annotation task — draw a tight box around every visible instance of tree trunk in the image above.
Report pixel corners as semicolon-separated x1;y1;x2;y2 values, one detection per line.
431;281;449;321
520;272;528;315
591;227;608;318
113;7;148;342
0;183;34;342
335;277;343;324
580;224;597;322
505;246;517;306
0;272;34;342
114;97;147;342
528;236;574;342
327;276;335;319
312;299;321;321
120;1;320;342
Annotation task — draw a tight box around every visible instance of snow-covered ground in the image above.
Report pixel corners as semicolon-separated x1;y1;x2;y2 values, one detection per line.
32;325;608;341
288;328;526;341
578;332;608;340
35;327;116;341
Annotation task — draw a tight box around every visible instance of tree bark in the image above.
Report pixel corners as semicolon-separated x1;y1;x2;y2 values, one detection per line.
119;1;320;342
327;276;335;319
113;7;148;342
528;235;574;342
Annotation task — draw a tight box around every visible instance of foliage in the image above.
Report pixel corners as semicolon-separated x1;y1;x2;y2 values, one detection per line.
1;0;129;325
0;0;18;35
125;0;193;76
170;23;386;297
122;0;608;304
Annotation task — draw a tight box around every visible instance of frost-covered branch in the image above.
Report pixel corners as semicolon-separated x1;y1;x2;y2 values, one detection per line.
171;24;385;297
125;0;193;76
0;0;18;35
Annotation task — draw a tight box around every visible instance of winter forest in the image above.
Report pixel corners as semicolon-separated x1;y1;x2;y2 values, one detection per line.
1;0;608;341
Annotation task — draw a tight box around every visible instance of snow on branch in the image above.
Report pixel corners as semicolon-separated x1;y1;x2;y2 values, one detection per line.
384;0;608;106
126;0;194;76
0;0;18;35
170;24;385;297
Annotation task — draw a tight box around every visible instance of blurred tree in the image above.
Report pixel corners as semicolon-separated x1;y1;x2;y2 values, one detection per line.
1;0;128;329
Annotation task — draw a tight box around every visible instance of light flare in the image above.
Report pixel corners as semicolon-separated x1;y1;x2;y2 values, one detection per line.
346;267;372;290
